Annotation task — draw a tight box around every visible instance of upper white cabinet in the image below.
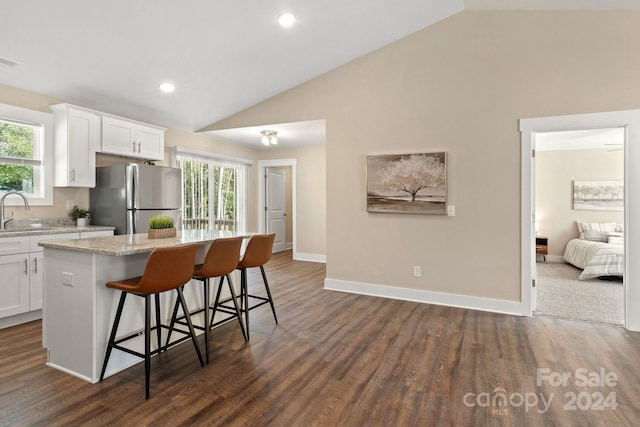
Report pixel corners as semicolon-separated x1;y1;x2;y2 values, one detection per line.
102;116;164;161
101;116;134;156
51;104;99;188
50;104;166;189
136;124;165;159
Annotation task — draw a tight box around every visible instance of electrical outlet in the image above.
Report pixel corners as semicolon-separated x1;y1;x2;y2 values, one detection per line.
66;200;74;210
62;272;74;286
447;205;456;216
413;266;421;278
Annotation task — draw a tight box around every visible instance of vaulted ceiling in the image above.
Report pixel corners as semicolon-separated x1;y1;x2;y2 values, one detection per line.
1;0;637;147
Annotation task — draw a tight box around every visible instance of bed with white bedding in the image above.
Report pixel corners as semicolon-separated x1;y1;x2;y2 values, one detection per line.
563;238;624;280
561;221;624;280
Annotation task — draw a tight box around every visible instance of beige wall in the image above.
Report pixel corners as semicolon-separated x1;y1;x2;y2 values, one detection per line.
259;145;326;255
536;148;624;257
205;11;640;301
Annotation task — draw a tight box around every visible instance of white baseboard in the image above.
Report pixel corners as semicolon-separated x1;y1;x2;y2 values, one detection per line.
324;278;526;316
294;252;327;263
285;243;293;250
0;309;42;330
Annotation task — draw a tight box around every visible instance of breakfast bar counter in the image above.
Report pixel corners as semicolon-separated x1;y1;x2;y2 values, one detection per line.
38;229;252;256
40;230;253;383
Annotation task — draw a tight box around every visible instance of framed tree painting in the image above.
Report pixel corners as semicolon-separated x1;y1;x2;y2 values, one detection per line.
573;180;623;211
367;152;447;214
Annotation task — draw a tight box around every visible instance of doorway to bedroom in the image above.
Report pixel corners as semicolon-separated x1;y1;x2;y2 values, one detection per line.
534;128;625;326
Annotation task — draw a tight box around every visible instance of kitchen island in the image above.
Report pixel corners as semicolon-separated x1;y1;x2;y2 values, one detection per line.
40;230;254;383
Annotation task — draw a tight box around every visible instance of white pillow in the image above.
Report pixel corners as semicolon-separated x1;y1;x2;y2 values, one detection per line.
582;229;608;243
577;221;619;239
608;235;624;245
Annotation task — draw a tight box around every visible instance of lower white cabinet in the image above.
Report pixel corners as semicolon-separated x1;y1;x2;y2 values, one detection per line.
0;230;113;321
31;251;44;310
0;253;31;318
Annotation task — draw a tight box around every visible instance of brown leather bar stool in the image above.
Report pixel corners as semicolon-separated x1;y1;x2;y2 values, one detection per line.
166;236;246;363
236;233;277;340
99;244;203;399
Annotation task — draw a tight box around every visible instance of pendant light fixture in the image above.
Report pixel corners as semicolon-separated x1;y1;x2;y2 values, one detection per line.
260;130;278;146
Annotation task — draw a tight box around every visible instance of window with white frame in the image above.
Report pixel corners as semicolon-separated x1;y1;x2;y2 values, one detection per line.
0;103;53;205
172;147;249;232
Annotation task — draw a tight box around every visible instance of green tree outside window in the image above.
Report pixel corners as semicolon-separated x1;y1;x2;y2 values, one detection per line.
0;122;35;192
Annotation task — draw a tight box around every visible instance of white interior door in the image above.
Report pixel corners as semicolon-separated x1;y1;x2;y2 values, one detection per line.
265;167;287;253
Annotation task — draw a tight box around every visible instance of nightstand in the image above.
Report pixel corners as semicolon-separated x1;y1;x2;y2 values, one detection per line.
536;236;548;262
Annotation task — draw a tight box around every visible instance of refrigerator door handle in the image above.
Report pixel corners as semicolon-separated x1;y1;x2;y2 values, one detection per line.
127;210;136;234
125;163;135;210
131;163;139;211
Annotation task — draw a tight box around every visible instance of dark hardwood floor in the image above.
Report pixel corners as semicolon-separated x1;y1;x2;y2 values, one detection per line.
1;250;639;426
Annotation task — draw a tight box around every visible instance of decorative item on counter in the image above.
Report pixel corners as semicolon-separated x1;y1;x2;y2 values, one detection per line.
148;215;176;239
69;206;90;226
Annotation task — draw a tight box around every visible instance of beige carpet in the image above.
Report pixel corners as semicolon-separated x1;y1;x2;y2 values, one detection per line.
535;262;624;326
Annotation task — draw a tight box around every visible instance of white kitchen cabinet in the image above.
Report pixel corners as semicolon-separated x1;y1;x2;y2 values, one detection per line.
31;252;44;310
101;116;164;161
101;116;135;156
0;253;30;318
0;236;30;318
51;104;100;188
136;124;164;159
0;235;29;256
0;233;77;320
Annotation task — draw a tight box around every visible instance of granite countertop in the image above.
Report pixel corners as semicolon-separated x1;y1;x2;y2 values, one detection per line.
0;224;115;238
38;229;255;256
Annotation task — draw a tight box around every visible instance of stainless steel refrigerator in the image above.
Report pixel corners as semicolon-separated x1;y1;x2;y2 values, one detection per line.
90;163;182;235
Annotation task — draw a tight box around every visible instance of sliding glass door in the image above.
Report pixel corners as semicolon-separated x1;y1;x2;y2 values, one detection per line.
175;153;246;232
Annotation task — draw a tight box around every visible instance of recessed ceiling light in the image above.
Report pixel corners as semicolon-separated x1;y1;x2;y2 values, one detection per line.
278;13;295;28
159;82;175;93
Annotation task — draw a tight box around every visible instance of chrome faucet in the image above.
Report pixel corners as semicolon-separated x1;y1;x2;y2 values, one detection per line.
1;191;31;230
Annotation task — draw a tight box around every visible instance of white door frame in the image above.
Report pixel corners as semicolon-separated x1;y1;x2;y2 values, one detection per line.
520;110;640;332
258;158;298;257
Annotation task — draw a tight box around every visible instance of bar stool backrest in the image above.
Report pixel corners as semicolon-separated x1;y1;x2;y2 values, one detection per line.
137;244;197;294
238;234;276;269
196;236;244;278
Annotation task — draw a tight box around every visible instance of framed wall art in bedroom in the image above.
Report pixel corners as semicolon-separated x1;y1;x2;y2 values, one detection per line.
366;152;447;214
573;180;623;211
